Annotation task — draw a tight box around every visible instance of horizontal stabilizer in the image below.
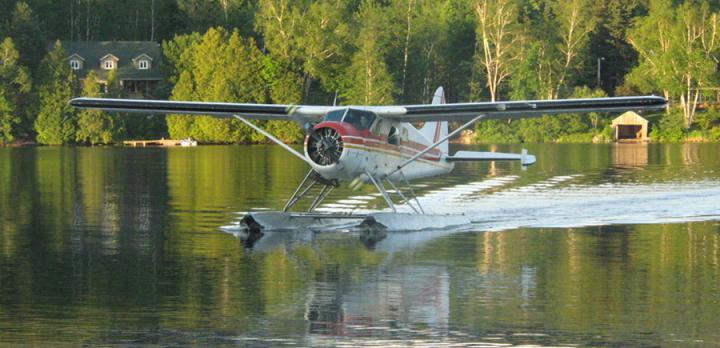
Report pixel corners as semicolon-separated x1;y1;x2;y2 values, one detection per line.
447;149;536;166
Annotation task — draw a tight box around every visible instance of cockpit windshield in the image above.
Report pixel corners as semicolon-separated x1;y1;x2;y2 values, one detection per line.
343;109;375;130
324;109;345;122
323;108;376;130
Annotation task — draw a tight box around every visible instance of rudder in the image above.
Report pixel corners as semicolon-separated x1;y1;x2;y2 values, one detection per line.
419;87;449;153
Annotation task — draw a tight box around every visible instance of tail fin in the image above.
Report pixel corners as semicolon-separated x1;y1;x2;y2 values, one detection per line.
419;87;449;153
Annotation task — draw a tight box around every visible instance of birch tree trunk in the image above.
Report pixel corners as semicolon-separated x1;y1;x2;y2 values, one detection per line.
553;0;595;99
474;0;519;102
400;0;414;102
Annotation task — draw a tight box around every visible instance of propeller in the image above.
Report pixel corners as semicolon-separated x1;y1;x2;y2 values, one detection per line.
307;127;343;166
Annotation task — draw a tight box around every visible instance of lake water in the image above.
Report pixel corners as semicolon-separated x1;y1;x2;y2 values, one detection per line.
1;143;719;347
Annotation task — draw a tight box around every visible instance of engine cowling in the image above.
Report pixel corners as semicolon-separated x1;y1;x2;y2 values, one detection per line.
306;127;344;166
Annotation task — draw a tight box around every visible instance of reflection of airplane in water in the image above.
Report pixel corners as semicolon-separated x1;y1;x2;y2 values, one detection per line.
304;265;450;337
71;88;665;231
235;228;542;342
231;223;463;252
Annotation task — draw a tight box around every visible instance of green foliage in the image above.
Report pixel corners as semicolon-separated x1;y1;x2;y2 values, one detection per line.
262;55;302;104
508;0;599;100
75;71;121;145
704;126;720;141
162;32;202;86
342;1;396;105
0;37;31;144
476;86;608;143
651;112;686;142
601;124;615;142
627;0;720;127
1;0;720;144
34;42;77;145
556;132;596;143
176;0;256;35
696;106;720;131
296;0;354;96
0;94;17;144
6;2;45;70
167;27;270;143
474;120;521;143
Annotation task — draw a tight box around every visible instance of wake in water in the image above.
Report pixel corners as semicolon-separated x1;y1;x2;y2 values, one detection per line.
223;174;720;252
224;173;720;240
314;174;720;232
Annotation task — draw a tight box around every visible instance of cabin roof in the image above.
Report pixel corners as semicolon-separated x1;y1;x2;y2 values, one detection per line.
60;41;162;81
611;111;648;126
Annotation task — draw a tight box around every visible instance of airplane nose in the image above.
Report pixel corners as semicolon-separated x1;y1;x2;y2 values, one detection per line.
306;126;344;166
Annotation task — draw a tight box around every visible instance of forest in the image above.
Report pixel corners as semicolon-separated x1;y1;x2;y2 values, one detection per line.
1;0;720;145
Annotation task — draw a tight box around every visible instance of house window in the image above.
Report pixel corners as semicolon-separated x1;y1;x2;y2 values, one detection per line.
103;60;115;70
138;60;150;70
70;60;82;70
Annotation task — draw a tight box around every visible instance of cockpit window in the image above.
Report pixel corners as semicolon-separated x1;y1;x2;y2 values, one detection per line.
322;108;377;130
324;109;346;122
343;109;376;130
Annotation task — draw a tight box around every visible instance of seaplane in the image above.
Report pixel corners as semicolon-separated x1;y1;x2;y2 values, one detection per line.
70;87;666;232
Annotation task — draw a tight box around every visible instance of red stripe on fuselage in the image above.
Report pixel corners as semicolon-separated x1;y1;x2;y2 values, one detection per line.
313;121;442;159
342;136;442;162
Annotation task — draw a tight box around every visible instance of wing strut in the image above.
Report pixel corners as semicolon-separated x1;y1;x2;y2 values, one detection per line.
384;114;485;179
232;115;316;167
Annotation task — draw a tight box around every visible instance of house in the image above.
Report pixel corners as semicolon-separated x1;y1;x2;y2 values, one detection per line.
62;41;162;97
611;111;649;142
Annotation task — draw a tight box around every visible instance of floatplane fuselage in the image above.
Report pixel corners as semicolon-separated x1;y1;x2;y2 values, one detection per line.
305;109;453;183
70;87;666;231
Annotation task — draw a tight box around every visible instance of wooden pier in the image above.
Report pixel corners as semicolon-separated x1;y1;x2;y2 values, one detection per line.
123;138;197;147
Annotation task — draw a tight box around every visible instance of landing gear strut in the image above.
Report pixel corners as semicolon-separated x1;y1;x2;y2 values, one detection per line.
283;169;339;212
366;170;424;214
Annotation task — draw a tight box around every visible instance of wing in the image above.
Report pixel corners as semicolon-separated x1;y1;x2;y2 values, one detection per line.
69;97;333;123
70;95;667;124
369;96;667;122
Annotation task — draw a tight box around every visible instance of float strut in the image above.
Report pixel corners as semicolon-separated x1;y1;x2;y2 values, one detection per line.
367;171;396;213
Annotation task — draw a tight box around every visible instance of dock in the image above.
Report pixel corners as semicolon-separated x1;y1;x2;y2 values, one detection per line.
123;138;197;147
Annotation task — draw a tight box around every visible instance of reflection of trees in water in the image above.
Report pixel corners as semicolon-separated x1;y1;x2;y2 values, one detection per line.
183;220;720;344
450;225;720;343
1;145;720;345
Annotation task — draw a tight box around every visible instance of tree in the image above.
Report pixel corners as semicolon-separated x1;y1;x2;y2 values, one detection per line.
472;0;522;102
585;0;643;93
0;95;16;144
384;0;466;103
6;2;45;70
295;0;354;101
342;1;396;105
509;0;598;100
34;42;77;146
552;0;598;98
162;32;203;86
75;71;120;145
0;38;31;144
627;0;720;128
255;0;310;103
167;27;269;143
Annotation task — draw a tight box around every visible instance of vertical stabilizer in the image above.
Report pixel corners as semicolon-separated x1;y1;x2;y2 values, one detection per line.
420;87;449;153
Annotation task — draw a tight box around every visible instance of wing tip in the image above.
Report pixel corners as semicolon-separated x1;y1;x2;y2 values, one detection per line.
68;97;84;108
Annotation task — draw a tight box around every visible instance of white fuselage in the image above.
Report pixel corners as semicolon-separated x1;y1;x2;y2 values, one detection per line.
304;119;454;183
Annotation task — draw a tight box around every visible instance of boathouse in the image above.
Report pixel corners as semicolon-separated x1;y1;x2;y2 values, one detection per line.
611;111;649;142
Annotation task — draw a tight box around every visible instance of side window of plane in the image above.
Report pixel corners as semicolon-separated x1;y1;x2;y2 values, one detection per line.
388;127;400;145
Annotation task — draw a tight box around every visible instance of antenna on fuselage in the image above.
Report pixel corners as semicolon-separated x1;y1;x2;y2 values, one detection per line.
333;91;338;106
